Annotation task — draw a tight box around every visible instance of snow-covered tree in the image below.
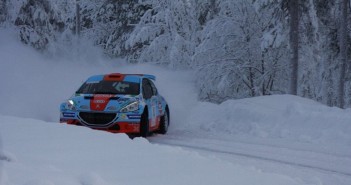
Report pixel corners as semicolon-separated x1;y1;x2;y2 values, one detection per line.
0;0;7;24
255;0;290;95
125;0;197;68
86;0;151;58
194;0;290;102
194;0;250;101
297;0;321;100
14;0;65;51
195;0;219;28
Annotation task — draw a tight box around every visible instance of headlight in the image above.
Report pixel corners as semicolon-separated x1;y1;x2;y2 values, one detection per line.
66;99;76;110
120;101;139;112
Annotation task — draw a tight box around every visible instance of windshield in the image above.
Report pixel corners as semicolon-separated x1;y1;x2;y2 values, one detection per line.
76;81;140;95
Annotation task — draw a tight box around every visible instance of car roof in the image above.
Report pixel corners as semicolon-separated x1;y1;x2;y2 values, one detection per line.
86;73;156;83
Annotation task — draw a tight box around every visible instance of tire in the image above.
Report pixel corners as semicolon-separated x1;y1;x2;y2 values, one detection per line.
158;107;169;134
140;108;150;137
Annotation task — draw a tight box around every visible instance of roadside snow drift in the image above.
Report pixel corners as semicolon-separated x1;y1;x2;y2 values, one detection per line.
185;95;351;147
0;116;306;185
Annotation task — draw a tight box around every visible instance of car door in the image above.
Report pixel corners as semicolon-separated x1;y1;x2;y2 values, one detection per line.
142;79;158;128
148;80;160;128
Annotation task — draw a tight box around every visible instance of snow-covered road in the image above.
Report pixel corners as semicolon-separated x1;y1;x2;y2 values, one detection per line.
151;134;351;185
1;29;351;185
151;135;351;176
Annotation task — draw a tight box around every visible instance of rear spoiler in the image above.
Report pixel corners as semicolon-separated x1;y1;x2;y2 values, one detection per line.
142;74;156;81
104;73;156;81
128;74;156;81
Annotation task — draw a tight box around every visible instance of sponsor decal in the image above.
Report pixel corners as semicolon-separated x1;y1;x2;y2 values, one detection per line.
93;100;106;104
133;125;139;132
63;112;75;117
90;95;110;111
127;115;141;119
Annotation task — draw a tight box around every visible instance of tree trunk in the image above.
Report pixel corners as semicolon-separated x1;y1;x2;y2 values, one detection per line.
289;0;299;95
249;67;255;97
261;52;266;95
338;0;348;108
76;0;80;36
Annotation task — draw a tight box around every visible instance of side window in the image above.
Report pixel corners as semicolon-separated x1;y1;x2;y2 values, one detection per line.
142;79;153;99
149;80;158;95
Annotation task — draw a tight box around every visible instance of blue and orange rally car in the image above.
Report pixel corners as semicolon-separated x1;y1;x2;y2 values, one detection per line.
60;73;170;137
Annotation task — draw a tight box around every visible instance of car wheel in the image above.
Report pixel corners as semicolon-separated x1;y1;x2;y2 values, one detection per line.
140;109;150;137
158;108;169;134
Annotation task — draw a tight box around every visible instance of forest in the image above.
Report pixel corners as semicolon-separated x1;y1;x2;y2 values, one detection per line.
0;0;350;108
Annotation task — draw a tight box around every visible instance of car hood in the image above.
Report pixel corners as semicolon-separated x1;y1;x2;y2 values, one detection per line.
69;94;140;112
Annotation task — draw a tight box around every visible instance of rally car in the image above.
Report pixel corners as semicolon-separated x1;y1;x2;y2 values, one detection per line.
60;73;170;137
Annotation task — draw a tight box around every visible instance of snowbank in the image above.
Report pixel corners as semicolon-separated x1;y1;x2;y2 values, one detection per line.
185;95;351;147
0;115;308;185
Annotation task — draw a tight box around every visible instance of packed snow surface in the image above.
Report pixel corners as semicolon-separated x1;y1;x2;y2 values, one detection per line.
1;116;306;185
0;29;351;185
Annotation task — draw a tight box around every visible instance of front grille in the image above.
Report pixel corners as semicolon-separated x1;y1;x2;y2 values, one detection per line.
79;112;117;127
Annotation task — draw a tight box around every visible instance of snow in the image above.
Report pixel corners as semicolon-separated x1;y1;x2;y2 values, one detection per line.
0;28;351;185
0;116;306;185
184;95;351;146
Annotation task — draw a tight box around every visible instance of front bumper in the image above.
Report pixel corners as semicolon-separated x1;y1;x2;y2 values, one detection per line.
60;111;141;133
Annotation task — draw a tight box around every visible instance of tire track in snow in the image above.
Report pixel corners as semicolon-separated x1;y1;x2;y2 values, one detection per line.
151;137;351;177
